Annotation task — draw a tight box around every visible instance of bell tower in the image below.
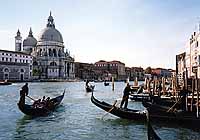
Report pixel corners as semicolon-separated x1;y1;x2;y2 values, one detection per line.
15;29;22;51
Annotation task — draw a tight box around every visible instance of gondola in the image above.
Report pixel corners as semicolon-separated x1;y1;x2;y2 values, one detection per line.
104;82;109;86
144;104;200;127
142;101;173;113
142;96;184;113
0;81;12;85
147;111;162;140
86;85;95;92
91;92;146;120
17;90;65;116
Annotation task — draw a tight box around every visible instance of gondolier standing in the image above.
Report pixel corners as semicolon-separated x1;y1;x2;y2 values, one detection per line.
120;83;132;109
22;83;29;96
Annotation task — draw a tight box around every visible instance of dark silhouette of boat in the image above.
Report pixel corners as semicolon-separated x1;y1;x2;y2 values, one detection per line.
147;111;161;140
91;91;200;127
104;82;109;86
86;85;95;92
91;92;146;120
17;90;65;116
0;80;12;85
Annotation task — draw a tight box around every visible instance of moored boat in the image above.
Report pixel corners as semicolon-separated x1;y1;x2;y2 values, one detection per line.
17;90;65;116
147;114;162;140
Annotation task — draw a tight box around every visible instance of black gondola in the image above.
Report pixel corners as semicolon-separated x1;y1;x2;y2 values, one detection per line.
91;92;146;120
86;85;95;92
0;81;12;85
144;104;200;127
17;90;65;116
104;82;109;86
147;111;162;140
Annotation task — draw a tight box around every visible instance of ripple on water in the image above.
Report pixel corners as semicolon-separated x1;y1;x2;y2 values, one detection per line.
0;82;199;140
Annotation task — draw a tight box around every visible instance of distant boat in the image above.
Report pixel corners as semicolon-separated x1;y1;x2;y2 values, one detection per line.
86;85;95;92
104;82;109;86
0;80;12;85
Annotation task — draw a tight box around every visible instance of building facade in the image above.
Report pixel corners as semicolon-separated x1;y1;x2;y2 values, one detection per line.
94;60;126;81
75;62;96;81
0;49;32;81
152;68;172;78
16;12;75;80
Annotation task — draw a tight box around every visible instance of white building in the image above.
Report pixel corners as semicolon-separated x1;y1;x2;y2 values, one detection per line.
185;31;200;78
0;49;32;81
15;12;75;80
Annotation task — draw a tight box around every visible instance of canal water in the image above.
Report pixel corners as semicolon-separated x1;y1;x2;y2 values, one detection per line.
0;82;199;140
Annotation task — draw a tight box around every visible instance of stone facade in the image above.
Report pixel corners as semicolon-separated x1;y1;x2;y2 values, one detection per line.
0;50;32;81
94;60;126;81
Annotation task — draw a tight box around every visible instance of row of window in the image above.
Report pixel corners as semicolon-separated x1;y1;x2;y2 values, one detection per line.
0;53;31;58
3;68;25;73
1;57;32;63
95;64;118;67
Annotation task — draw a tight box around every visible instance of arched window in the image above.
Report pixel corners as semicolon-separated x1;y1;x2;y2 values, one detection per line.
50;61;57;66
20;69;24;73
4;68;9;72
40;49;42;56
58;49;61;57
53;49;57;57
49;49;52;56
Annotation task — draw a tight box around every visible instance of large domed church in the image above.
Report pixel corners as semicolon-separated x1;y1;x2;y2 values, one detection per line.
15;12;75;80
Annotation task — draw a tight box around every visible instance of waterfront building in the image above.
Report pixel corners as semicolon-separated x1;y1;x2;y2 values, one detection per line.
0;49;32;81
94;60;126;81
130;67;144;81
125;67;131;80
151;68;172;78
186;31;200;78
125;67;144;81
75;62;96;81
176;52;186;87
16;12;75;80
176;30;200;79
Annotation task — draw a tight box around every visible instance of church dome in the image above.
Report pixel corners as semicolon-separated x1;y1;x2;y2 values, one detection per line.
23;28;37;46
38;12;63;43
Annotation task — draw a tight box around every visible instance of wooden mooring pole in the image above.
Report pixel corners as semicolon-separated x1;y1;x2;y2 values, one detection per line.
190;79;194;112
112;77;114;91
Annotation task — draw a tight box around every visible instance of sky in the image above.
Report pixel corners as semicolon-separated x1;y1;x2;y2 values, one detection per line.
0;0;200;69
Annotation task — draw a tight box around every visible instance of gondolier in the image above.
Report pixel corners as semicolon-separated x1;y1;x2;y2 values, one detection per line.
21;83;29;96
120;83;132;109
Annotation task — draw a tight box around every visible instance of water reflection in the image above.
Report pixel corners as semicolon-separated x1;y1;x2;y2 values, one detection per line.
15;115;32;140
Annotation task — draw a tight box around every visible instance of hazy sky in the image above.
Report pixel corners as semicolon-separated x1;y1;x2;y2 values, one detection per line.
0;0;200;69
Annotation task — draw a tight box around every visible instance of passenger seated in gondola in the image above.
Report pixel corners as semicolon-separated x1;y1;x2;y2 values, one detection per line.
42;96;46;102
45;97;52;108
120;83;132;109
33;99;41;108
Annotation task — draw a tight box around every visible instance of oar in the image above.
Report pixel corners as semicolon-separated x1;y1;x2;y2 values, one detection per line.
26;95;36;101
101;100;118;120
101;95;130;120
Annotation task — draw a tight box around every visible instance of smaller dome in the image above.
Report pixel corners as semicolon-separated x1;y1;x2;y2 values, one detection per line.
23;28;37;47
23;37;37;46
